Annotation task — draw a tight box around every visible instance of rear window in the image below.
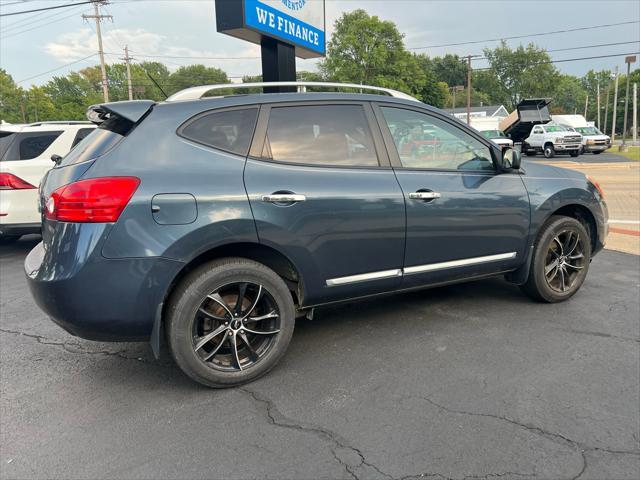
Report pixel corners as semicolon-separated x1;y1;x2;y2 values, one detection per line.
0;131;63;161
58;117;131;167
179;108;258;156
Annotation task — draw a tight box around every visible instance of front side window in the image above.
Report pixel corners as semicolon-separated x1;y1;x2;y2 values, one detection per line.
380;107;494;171
545;125;567;133
262;105;379;167
1;131;63;161
180;108;258;156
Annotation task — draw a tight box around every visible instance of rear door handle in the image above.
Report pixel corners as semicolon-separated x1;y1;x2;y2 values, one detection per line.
409;191;441;200
262;194;306;203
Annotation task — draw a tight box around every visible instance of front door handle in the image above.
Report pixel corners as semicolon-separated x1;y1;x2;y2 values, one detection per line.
262;194;306;203
409;191;441;201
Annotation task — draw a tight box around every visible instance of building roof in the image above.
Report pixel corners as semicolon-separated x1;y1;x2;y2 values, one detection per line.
449;105;508;117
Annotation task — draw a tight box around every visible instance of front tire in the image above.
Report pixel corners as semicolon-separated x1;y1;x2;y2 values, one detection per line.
570;150;579;158
593;151;601;155
543;144;555;159
521;216;591;303
166;258;295;388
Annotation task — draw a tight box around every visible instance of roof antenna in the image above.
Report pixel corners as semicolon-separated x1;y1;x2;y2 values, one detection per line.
143;69;168;100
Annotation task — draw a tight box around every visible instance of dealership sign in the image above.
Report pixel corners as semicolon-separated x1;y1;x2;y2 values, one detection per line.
215;0;326;58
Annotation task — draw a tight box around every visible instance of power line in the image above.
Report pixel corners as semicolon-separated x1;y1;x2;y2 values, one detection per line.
1;7;89;39
469;40;640;62
473;51;640;72
408;20;640;50
120;51;260;60
16;54;97;84
0;0;94;17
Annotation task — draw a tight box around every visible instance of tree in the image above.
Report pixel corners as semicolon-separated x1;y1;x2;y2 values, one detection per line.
428;54;468;88
168;65;229;95
0;69;25;123
551;75;587;115
319;9;426;96
483;41;559;110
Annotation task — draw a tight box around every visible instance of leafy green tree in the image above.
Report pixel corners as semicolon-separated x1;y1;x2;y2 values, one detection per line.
168;65;229;95
319;9;426;96
0;69;26;123
483;41;559;110
551;74;587;114
428;54;468;88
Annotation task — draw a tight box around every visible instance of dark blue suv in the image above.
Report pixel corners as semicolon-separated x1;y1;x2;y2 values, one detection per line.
25;82;608;387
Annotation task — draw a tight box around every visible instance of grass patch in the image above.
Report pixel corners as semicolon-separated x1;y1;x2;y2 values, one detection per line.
611;145;640;161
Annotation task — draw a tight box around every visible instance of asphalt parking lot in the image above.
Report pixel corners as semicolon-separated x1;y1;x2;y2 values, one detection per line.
1;236;639;480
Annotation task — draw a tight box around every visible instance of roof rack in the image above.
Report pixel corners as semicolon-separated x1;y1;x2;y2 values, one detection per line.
165;81;419;102
27;121;92;126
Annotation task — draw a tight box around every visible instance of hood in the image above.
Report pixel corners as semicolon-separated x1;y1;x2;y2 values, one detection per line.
522;160;585;181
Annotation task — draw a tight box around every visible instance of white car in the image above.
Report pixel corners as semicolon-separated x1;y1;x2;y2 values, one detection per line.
479;129;514;150
0;121;96;242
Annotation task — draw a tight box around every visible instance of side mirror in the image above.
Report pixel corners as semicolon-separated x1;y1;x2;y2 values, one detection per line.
51;154;62;165
502;148;521;170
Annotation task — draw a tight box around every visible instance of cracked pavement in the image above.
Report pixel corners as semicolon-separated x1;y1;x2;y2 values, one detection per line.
1;236;639;480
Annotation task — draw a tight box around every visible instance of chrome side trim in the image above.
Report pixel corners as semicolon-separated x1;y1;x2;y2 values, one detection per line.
326;269;402;286
403;252;517;275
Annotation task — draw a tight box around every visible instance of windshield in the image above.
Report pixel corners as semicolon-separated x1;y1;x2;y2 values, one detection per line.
575;127;601;135
545;125;567;133
480;130;506;139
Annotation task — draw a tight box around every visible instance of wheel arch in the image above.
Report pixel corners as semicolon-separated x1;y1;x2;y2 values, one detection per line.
151;242;305;358
547;203;598;254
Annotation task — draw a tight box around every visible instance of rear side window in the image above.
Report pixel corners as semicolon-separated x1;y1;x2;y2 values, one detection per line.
1;131;62;161
262;105;379;167
71;128;95;148
179;108;258;156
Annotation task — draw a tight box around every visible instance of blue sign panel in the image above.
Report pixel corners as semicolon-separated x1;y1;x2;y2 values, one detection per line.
244;0;325;56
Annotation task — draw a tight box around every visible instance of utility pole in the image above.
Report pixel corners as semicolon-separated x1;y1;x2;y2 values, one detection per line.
584;95;588;118
604;77;611;134
466;55;472;125
83;1;112;103
620;55;636;151
633;82;637;144
596;83;601;130
122;45;134;101
611;66;619;142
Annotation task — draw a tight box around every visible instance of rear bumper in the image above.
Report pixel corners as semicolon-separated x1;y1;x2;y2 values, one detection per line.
25;226;184;341
0;223;40;237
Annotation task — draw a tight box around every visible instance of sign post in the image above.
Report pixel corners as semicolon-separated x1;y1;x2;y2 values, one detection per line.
215;0;326;92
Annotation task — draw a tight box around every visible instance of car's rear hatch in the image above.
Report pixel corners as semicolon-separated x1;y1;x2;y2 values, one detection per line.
40;101;154;247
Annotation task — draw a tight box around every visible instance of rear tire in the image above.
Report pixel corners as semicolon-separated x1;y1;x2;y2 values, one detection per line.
166;257;295;388
543;144;555;159
521;216;591;303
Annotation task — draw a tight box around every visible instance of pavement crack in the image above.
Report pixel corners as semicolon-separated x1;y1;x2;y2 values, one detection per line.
0;327;163;366
413;396;640;480
556;327;640;343
238;387;392;480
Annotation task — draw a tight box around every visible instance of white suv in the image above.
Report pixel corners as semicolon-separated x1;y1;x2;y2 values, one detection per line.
0;121;96;242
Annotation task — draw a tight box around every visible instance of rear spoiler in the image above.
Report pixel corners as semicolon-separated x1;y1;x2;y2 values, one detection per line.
86;100;155;125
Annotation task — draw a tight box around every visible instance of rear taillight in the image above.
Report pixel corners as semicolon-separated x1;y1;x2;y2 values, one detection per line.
45;176;140;223
0;173;37;190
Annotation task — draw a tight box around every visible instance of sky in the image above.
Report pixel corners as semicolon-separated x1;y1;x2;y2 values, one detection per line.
1;0;639;88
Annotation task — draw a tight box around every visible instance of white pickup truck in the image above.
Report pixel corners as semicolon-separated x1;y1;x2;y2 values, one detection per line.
572;126;611;154
522;124;582;158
